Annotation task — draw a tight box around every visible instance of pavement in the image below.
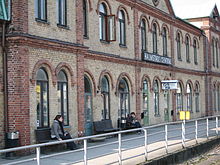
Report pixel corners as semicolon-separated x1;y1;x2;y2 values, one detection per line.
0;120;219;165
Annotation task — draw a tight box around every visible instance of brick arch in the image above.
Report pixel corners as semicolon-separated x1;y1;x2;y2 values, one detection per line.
96;0;112;14
55;62;75;87
84;0;93;12
98;70;114;91
194;80;200;92
140;74;151;91
139;14;150;31
31;60;56;86
115;72;134;96
185;33;192;46
186;79;194;94
116;5;130;24
177;79;185;93
152;76;162;93
176;29;183;43
84;69;97;96
151;19;161;34
193;37;200;49
161;23;170;38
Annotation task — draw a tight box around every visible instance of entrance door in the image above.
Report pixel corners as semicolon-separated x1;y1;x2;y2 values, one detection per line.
84;76;93;136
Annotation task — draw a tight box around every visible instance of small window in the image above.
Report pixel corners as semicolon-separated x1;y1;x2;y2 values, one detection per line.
186;83;192;112
177;33;181;60
213;85;218;111
119;10;126;46
212;39;215;67
162;27;167;56
57;0;67;26
216;41;219;68
152;24;157;54
83;0;88;37
99;3;116;42
35;0;47;21
141;20;147;51
153;80;159;116
36;68;49;128
193;40;198;65
101;76;110;120
186;36;190;62
57;71;69;126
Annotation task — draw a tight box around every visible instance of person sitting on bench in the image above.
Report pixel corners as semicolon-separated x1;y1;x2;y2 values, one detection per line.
51;115;76;150
130;112;141;128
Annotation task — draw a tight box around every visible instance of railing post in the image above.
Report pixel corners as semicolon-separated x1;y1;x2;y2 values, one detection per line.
195;120;198;144
206;118;209;139
182;120;185;148
165;124;168;153
118;133;122;165
216;117;218;136
144;129;148;161
36;147;41;165
84;139;87;165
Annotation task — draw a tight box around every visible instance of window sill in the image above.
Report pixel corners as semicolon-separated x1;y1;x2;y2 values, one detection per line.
57;24;70;30
100;40;110;44
154;114;160;117
119;44;127;48
35;18;50;25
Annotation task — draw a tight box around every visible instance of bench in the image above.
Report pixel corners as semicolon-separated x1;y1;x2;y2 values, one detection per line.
93;119;119;134
35;128;54;143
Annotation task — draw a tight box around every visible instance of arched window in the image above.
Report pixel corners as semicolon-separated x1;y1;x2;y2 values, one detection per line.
186;83;192;112
57;0;67;26
119;10;126;46
84;75;93;136
193;39;198;65
36;68;49;128
141;20;146;51
177;33;181;60
118;78;130;128
57;70;69;126
153;80;159;115
195;84;200;112
142;80;149;125
186;36;190;62
99;3;107;41
152;23;157;54
212;39;215;67
162;27;167;56
176;83;183;112
216;41;219;68
101;76;110;120
83;0;88;37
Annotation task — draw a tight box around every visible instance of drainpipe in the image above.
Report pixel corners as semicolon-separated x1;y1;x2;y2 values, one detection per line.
2;21;8;133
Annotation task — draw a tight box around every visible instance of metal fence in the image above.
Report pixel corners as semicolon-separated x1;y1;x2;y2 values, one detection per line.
0;115;219;165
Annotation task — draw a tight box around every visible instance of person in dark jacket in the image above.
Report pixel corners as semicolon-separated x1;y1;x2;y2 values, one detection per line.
51;115;76;150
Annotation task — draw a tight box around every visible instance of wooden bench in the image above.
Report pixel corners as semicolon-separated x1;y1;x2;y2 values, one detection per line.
93;119;119;134
35;128;54;143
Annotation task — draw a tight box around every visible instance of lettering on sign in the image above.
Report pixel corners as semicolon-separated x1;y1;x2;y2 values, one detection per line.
142;52;172;65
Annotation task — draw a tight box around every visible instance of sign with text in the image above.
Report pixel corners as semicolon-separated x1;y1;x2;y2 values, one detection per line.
142;52;172;65
161;80;178;90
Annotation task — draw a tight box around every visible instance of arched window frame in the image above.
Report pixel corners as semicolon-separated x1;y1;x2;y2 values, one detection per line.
176;83;183;112
193;39;198;65
101;76;110;120
177;33;181;60
119;10;126;46
162;27;167;56
142;79;149;115
57;70;69;126
152;23;157;54
186;36;190;62
186;83;193;112
153;80;159;116
83;0;88;37
36;68;49;128
141;19;147;51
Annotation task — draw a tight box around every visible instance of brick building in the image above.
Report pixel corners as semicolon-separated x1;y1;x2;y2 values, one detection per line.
0;0;219;148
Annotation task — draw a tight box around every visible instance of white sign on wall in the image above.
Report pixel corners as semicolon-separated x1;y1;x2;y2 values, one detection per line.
161;80;178;90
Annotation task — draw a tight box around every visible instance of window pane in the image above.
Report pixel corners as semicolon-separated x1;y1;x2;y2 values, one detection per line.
42;82;48;127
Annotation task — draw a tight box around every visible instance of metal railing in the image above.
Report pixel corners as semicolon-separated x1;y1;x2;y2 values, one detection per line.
0;115;220;165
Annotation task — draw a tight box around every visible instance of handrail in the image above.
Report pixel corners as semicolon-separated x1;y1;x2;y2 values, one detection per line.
0;115;220;165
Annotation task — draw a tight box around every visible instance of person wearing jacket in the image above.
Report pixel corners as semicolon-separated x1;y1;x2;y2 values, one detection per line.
51;115;76;150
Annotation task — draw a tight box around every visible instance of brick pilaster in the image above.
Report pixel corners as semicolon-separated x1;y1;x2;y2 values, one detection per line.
6;42;30;146
75;0;84;45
